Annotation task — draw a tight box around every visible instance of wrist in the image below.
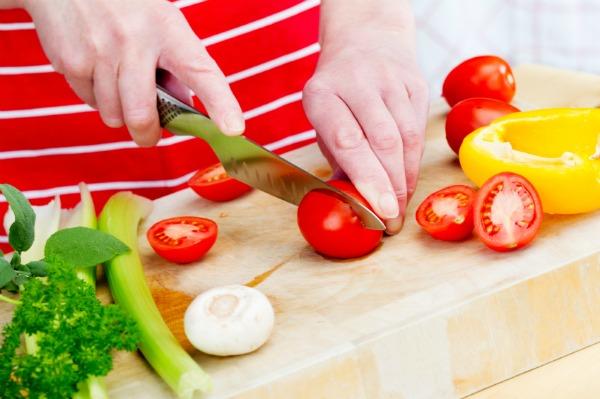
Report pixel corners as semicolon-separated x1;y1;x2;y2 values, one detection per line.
0;0;24;9
319;0;415;48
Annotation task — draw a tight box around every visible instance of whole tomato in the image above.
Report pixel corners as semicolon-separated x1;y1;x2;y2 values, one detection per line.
443;55;516;107
297;180;383;259
445;98;520;154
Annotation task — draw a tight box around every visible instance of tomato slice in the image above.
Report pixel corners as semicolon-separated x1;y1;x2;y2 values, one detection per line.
147;216;218;264
297;180;383;259
189;163;252;202
416;185;476;241
473;173;543;252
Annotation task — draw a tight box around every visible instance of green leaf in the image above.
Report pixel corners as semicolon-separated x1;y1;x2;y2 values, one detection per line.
44;227;129;269
26;261;49;277
0;258;16;288
0;184;35;252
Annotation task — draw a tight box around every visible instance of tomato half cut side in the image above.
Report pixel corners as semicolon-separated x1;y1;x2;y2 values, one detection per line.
297;180;383;259
473;173;543;252
147;216;218;264
189;163;252;202
415;185;477;241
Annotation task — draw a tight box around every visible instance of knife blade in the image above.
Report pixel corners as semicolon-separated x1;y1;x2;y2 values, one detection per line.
156;85;385;231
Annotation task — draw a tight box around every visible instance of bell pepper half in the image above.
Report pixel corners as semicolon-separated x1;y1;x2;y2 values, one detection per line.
459;108;600;214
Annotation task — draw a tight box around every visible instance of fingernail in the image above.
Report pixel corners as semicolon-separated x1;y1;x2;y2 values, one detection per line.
224;113;245;135
385;217;405;235
104;117;123;128
378;191;400;219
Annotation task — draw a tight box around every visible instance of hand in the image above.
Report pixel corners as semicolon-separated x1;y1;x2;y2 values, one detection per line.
303;27;429;234
22;0;244;146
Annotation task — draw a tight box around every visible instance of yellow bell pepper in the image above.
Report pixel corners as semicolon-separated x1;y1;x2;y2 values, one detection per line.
459;108;600;214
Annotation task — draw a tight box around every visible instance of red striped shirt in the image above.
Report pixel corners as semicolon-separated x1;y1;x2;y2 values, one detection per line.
0;0;320;250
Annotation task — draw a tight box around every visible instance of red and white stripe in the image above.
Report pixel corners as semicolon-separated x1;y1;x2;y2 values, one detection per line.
0;0;321;249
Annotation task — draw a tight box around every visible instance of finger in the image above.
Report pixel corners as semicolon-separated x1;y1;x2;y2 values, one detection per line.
342;92;407;233
118;54;161;147
384;88;424;204
408;79;430;137
66;76;96;109
159;27;244;136
303;86;398;219
93;62;123;128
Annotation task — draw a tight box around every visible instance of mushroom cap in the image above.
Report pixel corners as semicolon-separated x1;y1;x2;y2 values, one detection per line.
184;284;275;356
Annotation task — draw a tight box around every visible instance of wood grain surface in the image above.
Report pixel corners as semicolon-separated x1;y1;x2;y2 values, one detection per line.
2;65;600;399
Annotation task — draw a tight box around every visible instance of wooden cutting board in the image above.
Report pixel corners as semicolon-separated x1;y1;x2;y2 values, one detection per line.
2;65;600;399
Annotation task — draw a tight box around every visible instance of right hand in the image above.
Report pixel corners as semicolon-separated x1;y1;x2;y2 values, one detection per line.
22;0;244;146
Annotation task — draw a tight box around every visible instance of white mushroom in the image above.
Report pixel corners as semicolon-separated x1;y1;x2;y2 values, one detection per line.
184;285;274;356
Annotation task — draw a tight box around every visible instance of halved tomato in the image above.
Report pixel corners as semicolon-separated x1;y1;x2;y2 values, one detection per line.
473;173;543;252
416;185;477;241
147;216;217;264
189;163;252;202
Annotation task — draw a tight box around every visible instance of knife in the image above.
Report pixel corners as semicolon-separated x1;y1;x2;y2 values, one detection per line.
155;85;385;231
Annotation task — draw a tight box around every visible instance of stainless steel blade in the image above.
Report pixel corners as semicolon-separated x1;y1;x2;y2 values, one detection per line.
156;85;385;230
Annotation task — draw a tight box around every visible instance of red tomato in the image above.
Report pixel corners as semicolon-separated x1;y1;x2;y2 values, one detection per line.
415;185;476;241
297;180;383;259
189;163;252;202
445;98;520;154
473;173;543;252
442;55;516;107
147;216;218;264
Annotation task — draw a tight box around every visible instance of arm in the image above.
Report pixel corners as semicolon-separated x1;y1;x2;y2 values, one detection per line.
14;0;244;145
303;0;428;234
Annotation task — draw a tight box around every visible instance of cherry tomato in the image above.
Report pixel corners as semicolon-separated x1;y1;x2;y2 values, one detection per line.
473;173;543;252
297;180;383;259
189;163;252;202
446;98;520;154
147;216;218;264
442;55;516;107
415;185;477;241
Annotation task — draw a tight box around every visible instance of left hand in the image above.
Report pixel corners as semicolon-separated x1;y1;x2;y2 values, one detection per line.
303;28;429;234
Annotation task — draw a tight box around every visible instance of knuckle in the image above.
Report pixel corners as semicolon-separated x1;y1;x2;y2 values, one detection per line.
61;56;93;79
125;107;157;131
303;78;334;98
410;78;429;98
334;129;365;150
184;55;219;76
371;131;400;151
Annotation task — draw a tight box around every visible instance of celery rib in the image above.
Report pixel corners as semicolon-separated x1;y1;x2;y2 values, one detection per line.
99;192;211;398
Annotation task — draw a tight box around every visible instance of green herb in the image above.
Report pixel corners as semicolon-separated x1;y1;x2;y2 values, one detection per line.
0;184;35;252
0;262;139;399
45;226;129;269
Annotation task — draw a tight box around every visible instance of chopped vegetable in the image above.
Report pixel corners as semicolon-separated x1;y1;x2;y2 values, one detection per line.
99;192;212;398
473;172;543;252
184;284;274;356
188;162;252;202
415;185;477;241
459;108;600;214
147;216;218;264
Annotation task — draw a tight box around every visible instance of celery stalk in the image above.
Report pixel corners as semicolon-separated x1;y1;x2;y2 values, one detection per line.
63;183;98;286
99;192;212;398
